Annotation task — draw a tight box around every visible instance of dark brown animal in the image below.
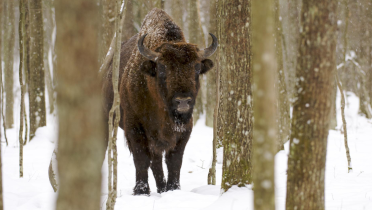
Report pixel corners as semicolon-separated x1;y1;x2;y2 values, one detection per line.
102;8;217;195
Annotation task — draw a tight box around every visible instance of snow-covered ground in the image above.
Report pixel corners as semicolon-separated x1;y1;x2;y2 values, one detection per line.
1;91;372;210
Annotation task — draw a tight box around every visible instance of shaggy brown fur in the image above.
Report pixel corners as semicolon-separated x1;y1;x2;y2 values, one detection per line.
102;8;214;195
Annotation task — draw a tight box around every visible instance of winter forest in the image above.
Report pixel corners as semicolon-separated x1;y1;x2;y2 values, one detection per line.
0;0;372;209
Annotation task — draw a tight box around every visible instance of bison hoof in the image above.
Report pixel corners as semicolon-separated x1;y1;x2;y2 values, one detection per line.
157;186;167;194
166;182;180;192
133;182;150;195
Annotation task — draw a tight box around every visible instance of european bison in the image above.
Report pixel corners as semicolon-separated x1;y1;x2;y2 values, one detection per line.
102;8;217;195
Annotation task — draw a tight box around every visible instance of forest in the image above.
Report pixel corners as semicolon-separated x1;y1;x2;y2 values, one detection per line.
0;0;371;209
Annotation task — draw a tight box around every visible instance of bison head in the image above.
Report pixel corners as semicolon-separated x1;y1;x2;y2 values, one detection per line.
138;33;218;124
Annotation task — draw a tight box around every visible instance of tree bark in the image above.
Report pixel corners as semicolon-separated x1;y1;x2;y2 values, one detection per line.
29;0;46;139
252;0;277;208
170;0;184;30
217;0;253;192
121;0;136;41
275;0;290;150
0;3;4;208
55;1;104;209
19;0;26;178
106;1;125;209
189;0;205;125
285;0;337;209
4;0;15;128
100;0;115;64
205;0;217;128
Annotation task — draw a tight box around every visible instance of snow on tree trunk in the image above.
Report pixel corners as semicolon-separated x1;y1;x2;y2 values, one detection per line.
29;0;46;139
217;0;253;192
285;0;337;209
55;1;105;209
4;0;15;129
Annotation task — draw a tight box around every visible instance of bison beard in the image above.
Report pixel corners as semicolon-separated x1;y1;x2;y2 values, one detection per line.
102;8;217;195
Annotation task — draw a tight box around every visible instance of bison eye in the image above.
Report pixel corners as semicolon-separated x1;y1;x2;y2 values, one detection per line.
194;63;201;74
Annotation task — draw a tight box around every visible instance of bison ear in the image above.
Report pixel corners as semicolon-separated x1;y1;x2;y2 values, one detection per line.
140;60;157;77
200;59;214;74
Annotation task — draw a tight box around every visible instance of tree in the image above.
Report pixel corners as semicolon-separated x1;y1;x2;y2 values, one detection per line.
170;0;184;30
188;0;205;124
0;2;4;208
4;0;15;129
100;0;115;63
286;0;337;209
29;0;46;139
251;0;277;209
217;0;253;192
55;0;105;209
205;0;217;128
121;0;136;41
106;0;125;209
275;0;290;150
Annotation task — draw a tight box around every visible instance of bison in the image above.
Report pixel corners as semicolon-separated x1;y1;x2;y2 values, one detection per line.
102;8;218;195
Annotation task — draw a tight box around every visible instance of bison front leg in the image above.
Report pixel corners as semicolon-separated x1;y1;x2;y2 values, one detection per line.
150;153;167;193
127;128;151;195
165;135;189;191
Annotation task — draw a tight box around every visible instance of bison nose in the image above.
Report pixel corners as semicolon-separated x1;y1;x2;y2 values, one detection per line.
175;97;192;112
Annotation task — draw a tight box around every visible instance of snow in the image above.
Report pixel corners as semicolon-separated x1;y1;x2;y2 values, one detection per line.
1;91;372;209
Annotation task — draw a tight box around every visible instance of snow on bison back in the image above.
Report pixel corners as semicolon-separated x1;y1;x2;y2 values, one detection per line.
102;8;218;195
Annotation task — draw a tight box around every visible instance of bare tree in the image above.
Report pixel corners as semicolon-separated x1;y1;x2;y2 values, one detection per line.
286;0;337;209
4;0;15;129
0;2;4;208
29;0;46;139
275;0;290;150
106;0;125;209
19;0;27;178
251;0;277;209
217;0;253;192
55;0;105;209
189;0;205;125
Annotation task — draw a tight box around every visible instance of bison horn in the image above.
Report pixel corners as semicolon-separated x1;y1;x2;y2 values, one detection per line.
198;33;218;59
138;34;161;61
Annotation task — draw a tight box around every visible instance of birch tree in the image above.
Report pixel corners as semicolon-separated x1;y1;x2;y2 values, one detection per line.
55;0;105;209
252;0;277;208
29;0;46;139
286;0;337;209
217;0;253;192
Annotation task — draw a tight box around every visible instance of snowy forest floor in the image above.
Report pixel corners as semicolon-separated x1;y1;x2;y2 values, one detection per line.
1;91;372;210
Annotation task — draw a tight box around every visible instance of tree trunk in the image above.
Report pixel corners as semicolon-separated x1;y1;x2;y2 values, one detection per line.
252;0;277;208
205;0;217;128
100;0;115;64
189;0;205;125
286;0;300;103
170;0;184;30
55;1;105;209
285;0;337;209
0;3;3;208
217;0;253;192
121;0;136;41
106;1;125;209
29;0;46;139
4;0;15;128
275;0;290;150
19;0;26;178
